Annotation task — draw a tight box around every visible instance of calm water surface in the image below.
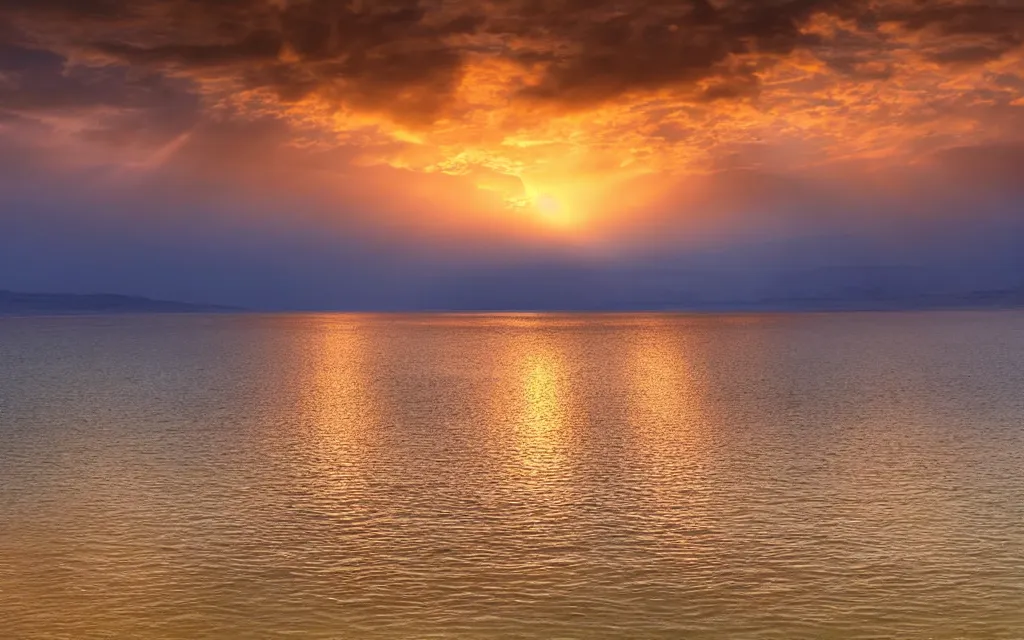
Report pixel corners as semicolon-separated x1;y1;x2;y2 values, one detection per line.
1;312;1023;639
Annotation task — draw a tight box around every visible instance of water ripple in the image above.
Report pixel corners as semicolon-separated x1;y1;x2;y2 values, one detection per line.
2;312;1024;638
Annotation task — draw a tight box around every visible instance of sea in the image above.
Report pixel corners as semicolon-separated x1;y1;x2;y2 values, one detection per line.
1;312;1023;639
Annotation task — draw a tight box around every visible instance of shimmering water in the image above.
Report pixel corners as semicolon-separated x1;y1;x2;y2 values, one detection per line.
1;313;1023;639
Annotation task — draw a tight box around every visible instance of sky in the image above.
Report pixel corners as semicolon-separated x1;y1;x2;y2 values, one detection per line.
1;0;1023;309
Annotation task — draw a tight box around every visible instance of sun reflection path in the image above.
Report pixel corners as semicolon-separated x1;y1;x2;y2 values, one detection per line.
519;352;566;472
485;319;579;485
294;316;384;495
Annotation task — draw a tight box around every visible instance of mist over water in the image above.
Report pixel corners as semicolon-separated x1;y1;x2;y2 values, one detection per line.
2;313;1023;639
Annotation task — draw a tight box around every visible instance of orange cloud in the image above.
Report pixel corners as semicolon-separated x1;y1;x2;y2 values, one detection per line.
1;0;1023;236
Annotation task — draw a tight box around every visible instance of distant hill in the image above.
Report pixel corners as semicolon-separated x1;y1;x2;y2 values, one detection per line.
3;285;1023;314
750;287;1024;312
0;290;240;315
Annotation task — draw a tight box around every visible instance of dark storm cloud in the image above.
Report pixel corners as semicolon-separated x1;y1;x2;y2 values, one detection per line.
2;0;1020;123
925;44;1013;65
53;0;487;122
96;30;285;68
883;1;1024;65
887;1;1024;37
255;0;486;120
509;0;859;105
0;44;195;112
0;42;200;156
0;0;125;18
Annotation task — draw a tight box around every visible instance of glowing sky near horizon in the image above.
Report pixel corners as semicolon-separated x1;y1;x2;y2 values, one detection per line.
1;0;1024;307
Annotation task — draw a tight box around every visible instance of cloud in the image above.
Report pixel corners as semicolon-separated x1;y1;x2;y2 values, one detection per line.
4;0;1020;120
0;0;1022;241
931;142;1024;190
509;0;854;106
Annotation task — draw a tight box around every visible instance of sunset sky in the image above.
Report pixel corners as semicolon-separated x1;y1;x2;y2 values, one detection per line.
2;0;1024;309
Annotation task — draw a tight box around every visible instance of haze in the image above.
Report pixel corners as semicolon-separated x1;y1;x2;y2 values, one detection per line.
1;0;1023;309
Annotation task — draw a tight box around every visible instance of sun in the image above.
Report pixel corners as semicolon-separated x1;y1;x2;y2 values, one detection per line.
536;194;561;216
533;193;575;227
494;181;588;230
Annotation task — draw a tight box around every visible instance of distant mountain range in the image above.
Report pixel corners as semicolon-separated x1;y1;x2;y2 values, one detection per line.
748;287;1024;312
2;286;1024;314
0;290;240;315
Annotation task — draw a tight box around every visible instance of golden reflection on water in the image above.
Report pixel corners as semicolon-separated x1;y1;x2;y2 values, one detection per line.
301;318;375;421
293;316;383;493
481;319;579;488
4;313;1024;638
511;331;573;477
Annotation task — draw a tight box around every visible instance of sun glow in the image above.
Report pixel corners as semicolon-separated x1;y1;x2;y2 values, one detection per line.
5;0;1020;253
518;180;592;230
536;193;561;216
534;193;574;227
